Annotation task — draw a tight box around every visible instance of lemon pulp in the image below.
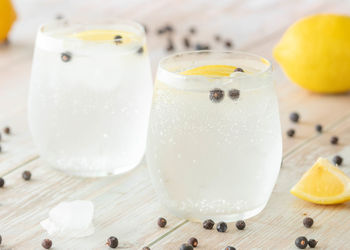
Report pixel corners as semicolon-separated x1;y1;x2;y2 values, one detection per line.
181;65;238;77
290;158;350;204
71;30;135;44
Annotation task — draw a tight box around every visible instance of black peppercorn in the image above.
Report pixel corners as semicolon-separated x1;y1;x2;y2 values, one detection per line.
203;219;215;229
303;217;314;228
315;124;322;133
188;237;198;247
333;155;343;166
295;236;308;249
22;170;31;181
234;67;244;72
308;239;318;248
330;136;339;145
216;221;227;232
137;47;144;54
0;177;4;188
235;220;246;230
41;239;52;249
61;52;72;62
114;35;123;45
209;88;224;103
225;40;233;48
183;37;191;48
225;247;236;250
107;236;118;248
229;89;240;100
158;217;167;228
142;247;150;250
287;129;295;137
180;243;193;250
290;112;300;123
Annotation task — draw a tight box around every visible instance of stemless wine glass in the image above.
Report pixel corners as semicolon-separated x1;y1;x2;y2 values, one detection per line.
146;51;282;222
28;20;153;177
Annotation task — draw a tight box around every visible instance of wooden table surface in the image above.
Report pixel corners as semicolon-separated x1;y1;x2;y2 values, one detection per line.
1;0;350;249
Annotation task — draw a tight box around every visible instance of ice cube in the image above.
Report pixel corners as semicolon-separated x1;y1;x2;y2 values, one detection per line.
41;200;95;238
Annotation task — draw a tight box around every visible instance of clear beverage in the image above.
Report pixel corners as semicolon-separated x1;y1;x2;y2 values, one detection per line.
146;51;282;221
28;21;153;177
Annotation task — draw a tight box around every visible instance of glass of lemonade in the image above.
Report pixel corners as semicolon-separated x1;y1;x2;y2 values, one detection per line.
146;51;282;221
28;20;153;177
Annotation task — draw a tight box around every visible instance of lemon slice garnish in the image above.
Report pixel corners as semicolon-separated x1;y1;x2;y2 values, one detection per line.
71;30;134;44
181;65;238;77
290;158;350;204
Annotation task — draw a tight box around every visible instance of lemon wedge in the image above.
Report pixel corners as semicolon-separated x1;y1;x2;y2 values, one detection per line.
290;158;350;204
181;65;238;77
71;30;134;44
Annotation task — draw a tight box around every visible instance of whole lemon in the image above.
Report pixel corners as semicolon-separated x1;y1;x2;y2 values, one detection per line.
0;0;16;42
274;14;350;94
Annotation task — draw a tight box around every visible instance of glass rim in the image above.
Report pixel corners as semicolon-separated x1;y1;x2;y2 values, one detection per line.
158;50;272;80
38;19;146;43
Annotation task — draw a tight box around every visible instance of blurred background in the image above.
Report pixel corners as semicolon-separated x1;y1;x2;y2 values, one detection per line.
3;0;350;71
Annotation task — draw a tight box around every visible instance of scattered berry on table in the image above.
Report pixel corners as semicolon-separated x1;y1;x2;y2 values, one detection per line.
287;129;295;137
41;239;52;249
195;44;210;50
180;243;193;250
189;27;196;34
289;112;300;123
164;24;174;33
4;126;11;134
209;89;224;103
295;236;308;249
332;155;343;166
315;124;322;133
157;217;167;228
330;136;339;145
0;177;4;188
225;247;236;250
188;237;198;247
225;40;233;48
235;220;246;230
203;219;215;229
216;221;228;233
106;236;118;248
183;37;191;48
308;239;318;248
166;38;175;52
22;170;32;181
61;52;72;62
303;217;314;228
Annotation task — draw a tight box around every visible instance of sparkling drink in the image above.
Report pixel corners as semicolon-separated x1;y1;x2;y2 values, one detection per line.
147;51;282;221
28;21;153;176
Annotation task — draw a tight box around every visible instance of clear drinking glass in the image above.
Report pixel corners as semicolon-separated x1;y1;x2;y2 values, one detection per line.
28;20;153;177
146;51;282;222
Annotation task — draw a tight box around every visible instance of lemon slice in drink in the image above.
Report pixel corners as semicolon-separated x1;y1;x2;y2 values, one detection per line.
181;65;238;77
71;30;134;44
290;158;350;204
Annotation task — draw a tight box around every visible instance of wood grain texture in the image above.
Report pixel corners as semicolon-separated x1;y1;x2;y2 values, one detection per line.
0;0;350;249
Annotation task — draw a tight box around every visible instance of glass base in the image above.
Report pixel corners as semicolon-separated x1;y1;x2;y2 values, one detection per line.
164;202;267;222
48;158;144;177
